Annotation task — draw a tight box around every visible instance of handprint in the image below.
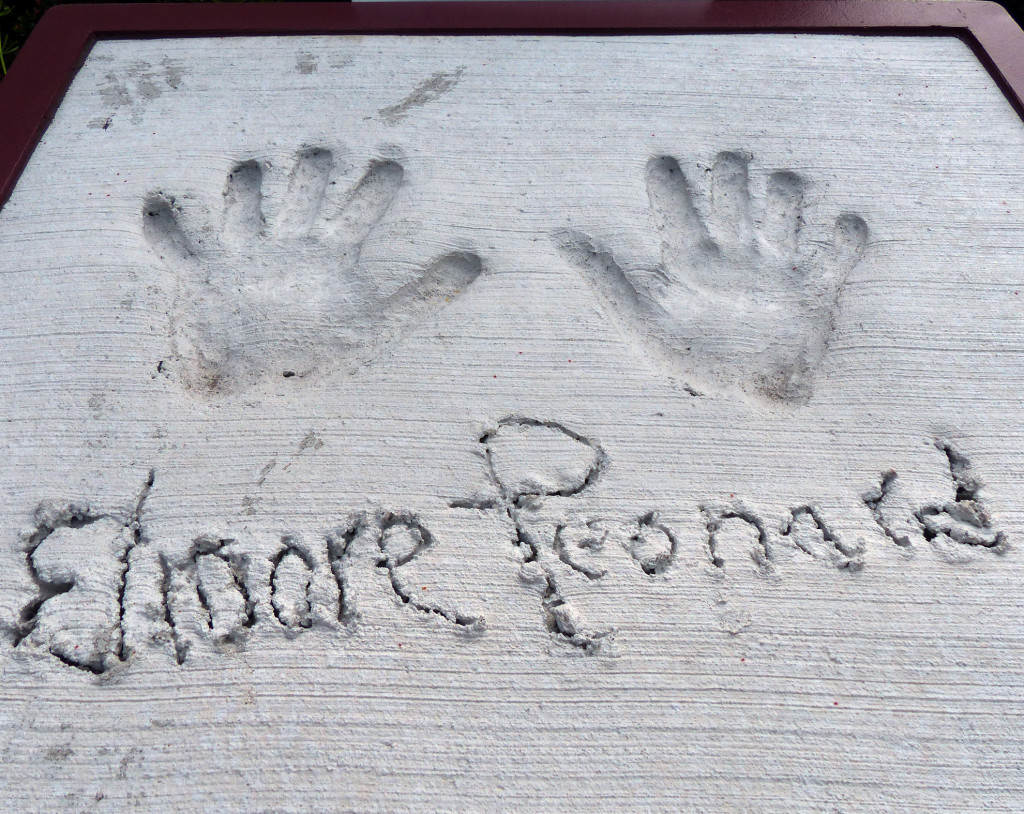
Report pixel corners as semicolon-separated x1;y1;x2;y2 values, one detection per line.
144;147;482;394
558;151;868;403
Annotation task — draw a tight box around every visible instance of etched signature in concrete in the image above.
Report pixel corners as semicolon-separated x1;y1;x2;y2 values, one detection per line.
6;424;1005;673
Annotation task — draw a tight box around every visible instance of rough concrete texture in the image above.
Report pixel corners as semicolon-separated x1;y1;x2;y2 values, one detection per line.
0;33;1023;811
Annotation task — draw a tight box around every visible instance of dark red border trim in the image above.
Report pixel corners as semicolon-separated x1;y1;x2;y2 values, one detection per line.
1;1;1022;210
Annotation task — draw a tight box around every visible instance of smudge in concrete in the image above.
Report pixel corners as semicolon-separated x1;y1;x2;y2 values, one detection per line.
378;67;466;124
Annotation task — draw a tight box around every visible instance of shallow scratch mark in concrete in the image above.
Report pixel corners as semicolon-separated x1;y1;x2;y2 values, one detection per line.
378;67;466;124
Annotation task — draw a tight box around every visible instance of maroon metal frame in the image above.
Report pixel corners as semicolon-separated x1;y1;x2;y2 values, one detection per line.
1;1;1022;211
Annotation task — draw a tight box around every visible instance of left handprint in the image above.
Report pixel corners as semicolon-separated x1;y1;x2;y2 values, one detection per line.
144;147;482;394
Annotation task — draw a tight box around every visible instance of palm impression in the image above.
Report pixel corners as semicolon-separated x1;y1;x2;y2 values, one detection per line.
558;151;868;404
144;147;482;394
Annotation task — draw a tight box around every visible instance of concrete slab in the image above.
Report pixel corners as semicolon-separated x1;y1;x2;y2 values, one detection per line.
2;23;1024;812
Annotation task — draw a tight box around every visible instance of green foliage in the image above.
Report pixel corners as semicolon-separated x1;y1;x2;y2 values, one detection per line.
1;0;68;77
0;3;17;77
1;2;71;78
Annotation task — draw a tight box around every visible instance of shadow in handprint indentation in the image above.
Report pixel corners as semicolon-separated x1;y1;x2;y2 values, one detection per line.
144;147;482;394
557;151;868;404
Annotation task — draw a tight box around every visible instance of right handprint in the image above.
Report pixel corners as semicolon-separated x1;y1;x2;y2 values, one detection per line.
558;151;868;404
